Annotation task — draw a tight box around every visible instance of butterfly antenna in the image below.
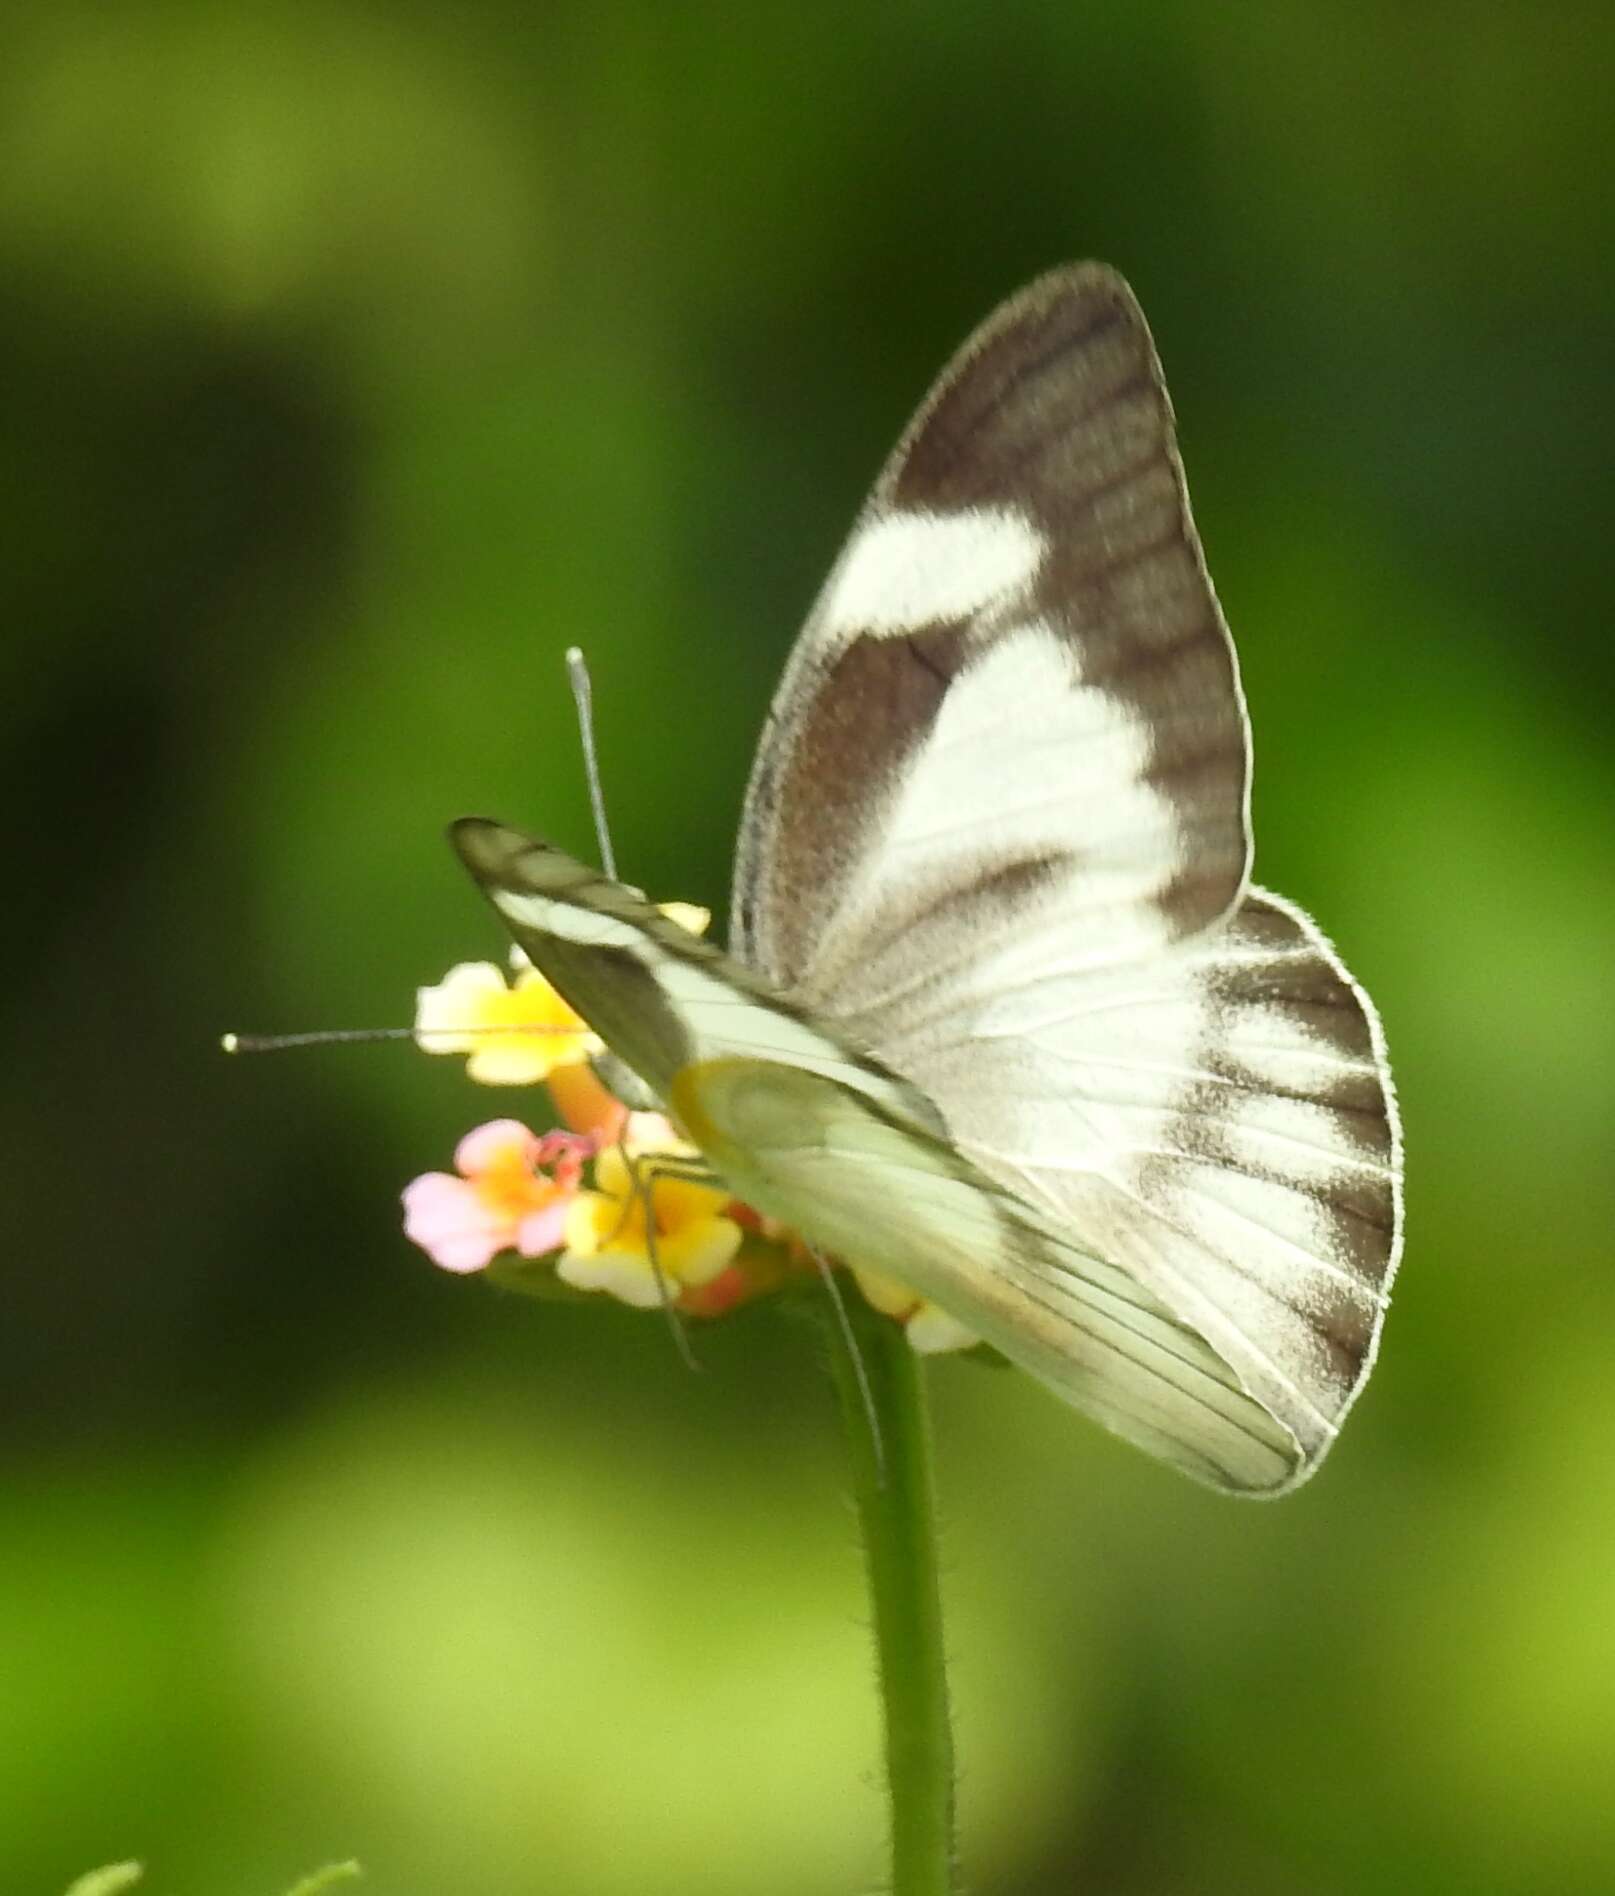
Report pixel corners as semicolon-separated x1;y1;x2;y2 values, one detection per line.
566;645;617;882
222;1027;420;1053
809;1248;886;1488
221;1023;584;1055
618;1138;700;1373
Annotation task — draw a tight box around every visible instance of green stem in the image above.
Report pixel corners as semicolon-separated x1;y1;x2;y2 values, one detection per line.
819;1289;956;1895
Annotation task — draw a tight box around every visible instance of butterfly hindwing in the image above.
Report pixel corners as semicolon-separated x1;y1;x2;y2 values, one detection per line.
859;882;1401;1471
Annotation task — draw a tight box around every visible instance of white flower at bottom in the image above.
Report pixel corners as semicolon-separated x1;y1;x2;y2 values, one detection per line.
850;1265;979;1355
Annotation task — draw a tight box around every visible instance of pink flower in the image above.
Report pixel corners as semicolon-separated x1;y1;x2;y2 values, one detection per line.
402;1120;589;1274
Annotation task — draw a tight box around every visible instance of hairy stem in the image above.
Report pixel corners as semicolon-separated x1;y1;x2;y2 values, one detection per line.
819;1290;956;1895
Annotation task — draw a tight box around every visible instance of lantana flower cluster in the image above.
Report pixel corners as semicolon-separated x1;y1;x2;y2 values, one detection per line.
402;914;976;1353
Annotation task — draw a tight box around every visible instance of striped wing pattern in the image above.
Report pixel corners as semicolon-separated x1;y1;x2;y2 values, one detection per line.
733;263;1252;1004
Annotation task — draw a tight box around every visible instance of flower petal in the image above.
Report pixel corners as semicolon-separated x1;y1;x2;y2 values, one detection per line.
622;1110;688;1157
546;1061;629;1144
464;1041;565;1086
402;1173;509;1274
905;1304;980;1355
661;1214;744;1287
414;961;594;1084
561;1189;615;1258
513;1197;573;1258
850;1265;920;1322
414;964;511;1053
453;1119;538;1177
658;901;711;938
677;1263;752;1318
555;1247;669;1308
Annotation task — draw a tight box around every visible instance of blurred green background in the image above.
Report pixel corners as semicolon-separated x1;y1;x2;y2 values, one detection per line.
5;5;1612;1892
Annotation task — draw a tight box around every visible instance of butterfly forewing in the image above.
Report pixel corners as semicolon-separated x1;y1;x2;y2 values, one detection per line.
449;819;936;1130
732;263;1252;1008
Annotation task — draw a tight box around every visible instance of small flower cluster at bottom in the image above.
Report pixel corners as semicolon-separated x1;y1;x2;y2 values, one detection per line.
402;943;977;1352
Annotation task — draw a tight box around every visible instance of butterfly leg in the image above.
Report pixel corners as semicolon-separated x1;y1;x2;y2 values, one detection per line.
610;1138;717;1371
805;1244;886;1489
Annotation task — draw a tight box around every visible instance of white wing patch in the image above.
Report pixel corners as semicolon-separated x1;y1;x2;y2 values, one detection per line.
733;266;1254;995
490;886;645;949
819;505;1045;640
795;622;1183;1011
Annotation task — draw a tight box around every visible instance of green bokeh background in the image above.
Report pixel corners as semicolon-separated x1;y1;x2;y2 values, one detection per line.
5;7;1612;1892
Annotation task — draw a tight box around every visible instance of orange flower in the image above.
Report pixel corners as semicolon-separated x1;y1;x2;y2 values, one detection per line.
546;1059;628;1146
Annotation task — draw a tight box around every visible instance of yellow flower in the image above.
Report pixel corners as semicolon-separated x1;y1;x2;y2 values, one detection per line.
415;905;709;1090
657;901;711;938
850;1266;979;1355
414;961;595;1085
558;1118;742;1309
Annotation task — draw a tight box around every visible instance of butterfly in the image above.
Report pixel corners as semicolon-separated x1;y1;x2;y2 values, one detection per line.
450;264;1403;1495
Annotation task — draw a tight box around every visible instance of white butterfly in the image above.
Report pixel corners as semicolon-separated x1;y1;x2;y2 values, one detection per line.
452;265;1403;1495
